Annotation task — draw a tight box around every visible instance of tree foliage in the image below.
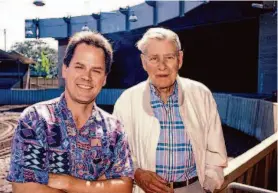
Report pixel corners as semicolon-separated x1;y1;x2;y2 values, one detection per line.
10;40;58;78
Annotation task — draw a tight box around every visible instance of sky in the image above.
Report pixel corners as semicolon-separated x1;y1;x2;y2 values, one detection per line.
0;0;144;51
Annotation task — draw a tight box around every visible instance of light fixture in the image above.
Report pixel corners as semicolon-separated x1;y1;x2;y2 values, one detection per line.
81;24;90;31
252;1;276;10
26;30;33;35
251;3;264;9
129;11;138;22
33;0;45;6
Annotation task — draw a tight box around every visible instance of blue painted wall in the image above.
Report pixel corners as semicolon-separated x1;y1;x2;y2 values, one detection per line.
157;1;180;23
258;13;277;94
39;18;67;38
101;11;126;34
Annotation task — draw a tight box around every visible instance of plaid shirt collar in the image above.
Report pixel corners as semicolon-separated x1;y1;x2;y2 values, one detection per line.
149;81;179;105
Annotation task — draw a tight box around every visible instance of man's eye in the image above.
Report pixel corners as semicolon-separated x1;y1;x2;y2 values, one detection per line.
75;66;83;69
93;70;101;74
150;57;157;61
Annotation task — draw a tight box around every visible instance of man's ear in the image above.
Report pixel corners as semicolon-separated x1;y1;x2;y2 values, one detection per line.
141;54;147;71
62;64;67;79
178;50;183;69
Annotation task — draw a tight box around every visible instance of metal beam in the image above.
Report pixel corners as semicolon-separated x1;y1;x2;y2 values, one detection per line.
119;7;130;31
227;182;276;193
63;16;71;37
179;1;185;17
92;13;101;32
146;1;157;26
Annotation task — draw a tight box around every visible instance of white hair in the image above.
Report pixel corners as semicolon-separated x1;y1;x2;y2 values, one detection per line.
136;27;181;53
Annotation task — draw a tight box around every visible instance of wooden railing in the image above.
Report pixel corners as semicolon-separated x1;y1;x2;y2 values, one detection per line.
28;77;59;89
216;133;277;193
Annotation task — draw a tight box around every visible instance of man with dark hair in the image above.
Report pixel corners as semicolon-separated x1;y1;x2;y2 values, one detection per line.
7;31;133;193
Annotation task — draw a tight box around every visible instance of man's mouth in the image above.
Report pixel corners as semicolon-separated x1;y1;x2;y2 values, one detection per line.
77;84;93;89
156;74;168;77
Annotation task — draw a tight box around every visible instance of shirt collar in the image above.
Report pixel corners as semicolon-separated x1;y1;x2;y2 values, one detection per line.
149;81;179;104
58;92;99;121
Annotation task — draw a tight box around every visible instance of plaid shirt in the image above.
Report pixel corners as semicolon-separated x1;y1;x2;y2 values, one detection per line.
150;82;197;182
7;93;133;184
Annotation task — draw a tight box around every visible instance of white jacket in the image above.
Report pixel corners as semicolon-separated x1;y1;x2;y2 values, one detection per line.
113;77;228;193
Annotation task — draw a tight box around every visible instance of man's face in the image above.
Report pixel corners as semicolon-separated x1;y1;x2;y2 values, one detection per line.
62;43;107;105
141;39;183;90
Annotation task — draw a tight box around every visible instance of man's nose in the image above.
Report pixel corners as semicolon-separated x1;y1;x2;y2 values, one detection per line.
81;70;92;81
157;59;167;70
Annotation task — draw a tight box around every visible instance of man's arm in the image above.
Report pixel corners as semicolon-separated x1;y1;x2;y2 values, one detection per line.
204;92;228;192
48;174;132;193
12;182;65;193
48;119;134;193
7;107;59;192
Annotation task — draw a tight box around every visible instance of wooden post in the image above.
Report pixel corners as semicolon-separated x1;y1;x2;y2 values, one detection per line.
25;65;30;89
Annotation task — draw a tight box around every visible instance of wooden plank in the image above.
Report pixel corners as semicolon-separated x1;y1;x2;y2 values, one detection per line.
256;158;266;188
271;149;277;168
246;167;254;185
251;162;259;186
264;154;270;188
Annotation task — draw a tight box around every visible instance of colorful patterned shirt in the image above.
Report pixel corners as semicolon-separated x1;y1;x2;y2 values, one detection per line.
150;82;197;182
7;93;133;184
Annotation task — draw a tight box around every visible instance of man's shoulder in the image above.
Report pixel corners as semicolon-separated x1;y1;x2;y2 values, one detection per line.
96;106;126;133
20;97;60;119
96;106;121;123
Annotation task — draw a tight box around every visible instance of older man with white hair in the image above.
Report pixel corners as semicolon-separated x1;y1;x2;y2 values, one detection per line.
113;27;227;193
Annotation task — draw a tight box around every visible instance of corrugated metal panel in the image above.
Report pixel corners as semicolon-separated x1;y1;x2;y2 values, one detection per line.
10;90;44;104
255;100;277;141
213;93;231;124
0;90;11;105
0;89;125;105
96;89;124;105
226;96;259;137
44;89;64;101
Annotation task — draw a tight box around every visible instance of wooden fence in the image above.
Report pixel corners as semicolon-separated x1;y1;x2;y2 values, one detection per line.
216;133;277;192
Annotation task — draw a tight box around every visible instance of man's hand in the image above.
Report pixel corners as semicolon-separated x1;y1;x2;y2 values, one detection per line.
48;174;73;190
98;174;107;180
134;168;173;193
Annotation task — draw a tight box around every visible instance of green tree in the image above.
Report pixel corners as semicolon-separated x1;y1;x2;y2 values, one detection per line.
10;39;58;78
